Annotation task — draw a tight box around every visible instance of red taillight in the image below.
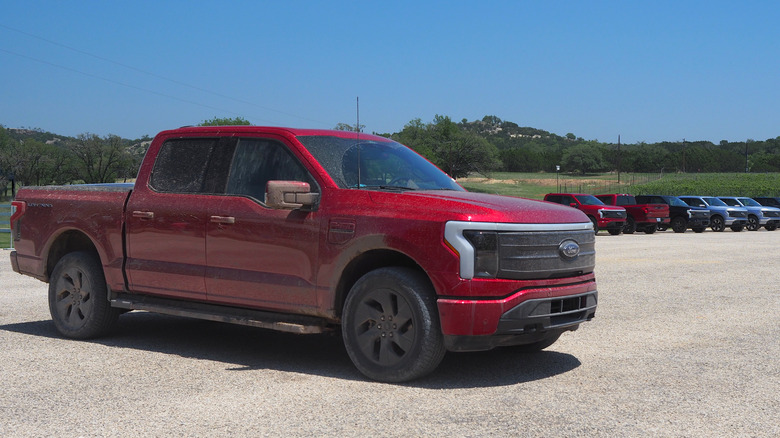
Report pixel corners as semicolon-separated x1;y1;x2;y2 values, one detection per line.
10;200;26;229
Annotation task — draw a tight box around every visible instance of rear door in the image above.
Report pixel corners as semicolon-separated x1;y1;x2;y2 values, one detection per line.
205;136;321;312
125;137;229;301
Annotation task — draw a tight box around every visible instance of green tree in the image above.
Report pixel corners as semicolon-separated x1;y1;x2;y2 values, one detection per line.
561;142;608;175
334;122;365;132
199;116;251;126
68;134;133;183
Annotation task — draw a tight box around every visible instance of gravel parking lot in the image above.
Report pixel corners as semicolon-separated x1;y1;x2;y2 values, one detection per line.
1;230;778;437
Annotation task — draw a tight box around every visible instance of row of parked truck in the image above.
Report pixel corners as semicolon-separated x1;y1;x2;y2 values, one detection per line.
543;193;780;234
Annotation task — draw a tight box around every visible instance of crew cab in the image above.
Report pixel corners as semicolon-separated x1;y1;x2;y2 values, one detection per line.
594;194;670;234
9;126;598;382
544;193;627;235
678;196;748;232
634;195;710;233
718;196;780;231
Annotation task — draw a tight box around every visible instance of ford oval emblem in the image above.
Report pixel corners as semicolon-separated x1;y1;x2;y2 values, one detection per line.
559;240;580;259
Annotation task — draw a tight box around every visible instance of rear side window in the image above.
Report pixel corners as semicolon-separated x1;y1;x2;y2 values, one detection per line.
150;139;217;193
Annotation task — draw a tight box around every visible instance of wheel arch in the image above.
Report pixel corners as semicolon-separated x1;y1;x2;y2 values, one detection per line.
333;249;431;319
44;229;101;281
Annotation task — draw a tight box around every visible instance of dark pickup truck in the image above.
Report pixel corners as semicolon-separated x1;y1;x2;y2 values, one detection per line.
9;126;598;382
634;195;710;233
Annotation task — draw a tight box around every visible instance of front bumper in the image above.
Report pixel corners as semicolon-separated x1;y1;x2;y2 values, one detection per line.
438;280;597;352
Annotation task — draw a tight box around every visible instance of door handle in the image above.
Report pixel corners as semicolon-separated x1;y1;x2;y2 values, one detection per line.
210;216;235;224
132;211;154;219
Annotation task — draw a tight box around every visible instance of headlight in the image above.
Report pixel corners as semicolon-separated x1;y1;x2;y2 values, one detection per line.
463;231;498;278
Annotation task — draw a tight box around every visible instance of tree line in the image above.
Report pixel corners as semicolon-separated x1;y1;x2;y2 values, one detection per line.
3;115;780;194
376;115;780;178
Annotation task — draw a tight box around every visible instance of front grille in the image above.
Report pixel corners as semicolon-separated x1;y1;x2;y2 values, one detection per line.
497;229;595;280
602;210;627;219
763;211;780;218
691;210;709;219
729;211;747;218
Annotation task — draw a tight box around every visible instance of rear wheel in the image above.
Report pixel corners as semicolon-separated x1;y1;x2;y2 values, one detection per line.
608;228;622;235
643;224;657;234
671;216;687;233
48;252;120;339
730;225;744;232
342;267;445;382
710;216;725;232
765;223;777;231
623;217;636;234
692;227;706;233
589;216;598;234
746;215;759;231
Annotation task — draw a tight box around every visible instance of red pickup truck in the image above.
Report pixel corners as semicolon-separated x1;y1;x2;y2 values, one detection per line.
10;126;597;382
595;194;670;234
544;193;627;235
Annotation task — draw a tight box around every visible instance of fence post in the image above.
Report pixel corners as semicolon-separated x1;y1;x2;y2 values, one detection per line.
1;203;13;250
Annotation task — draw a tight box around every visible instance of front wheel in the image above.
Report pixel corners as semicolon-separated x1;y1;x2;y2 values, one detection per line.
711;216;725;232
746;215;759;231
692;227;706;233
643;224;657;234
765;223;777;231
342;267;446;382
48;252;120;339
607;227;622;235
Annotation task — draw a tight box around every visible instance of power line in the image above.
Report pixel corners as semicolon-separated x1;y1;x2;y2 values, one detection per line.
0;23;328;125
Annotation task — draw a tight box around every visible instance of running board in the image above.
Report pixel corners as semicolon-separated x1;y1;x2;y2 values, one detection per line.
110;294;333;335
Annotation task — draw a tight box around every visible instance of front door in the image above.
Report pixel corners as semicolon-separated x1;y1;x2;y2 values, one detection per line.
205;137;320;312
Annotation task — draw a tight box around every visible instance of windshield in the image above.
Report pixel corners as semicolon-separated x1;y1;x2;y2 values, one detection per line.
703;197;727;206
297;136;464;191
575;195;605;206
738;198;761;207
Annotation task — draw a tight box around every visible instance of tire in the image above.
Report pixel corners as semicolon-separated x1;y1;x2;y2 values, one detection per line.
730;225;744;232
623;217;636;234
657;225;668;232
746;215;759;231
692;227;706;233
589;216;598;234
710;216;725;232
643;224;657;234
671;216;687;233
48;252;120;339
513;333;562;353
342;267;446;382
607;227;622;235
765;223;777;231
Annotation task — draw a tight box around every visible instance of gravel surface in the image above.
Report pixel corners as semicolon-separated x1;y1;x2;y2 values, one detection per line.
1;229;778;437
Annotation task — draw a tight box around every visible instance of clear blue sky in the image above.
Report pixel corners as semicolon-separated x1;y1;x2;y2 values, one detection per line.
1;1;778;144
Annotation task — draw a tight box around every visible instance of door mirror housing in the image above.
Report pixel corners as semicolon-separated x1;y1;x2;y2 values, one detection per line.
266;181;319;210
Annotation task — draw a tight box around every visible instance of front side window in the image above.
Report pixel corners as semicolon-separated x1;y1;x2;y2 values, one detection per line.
298;135;463;191
226;138;316;202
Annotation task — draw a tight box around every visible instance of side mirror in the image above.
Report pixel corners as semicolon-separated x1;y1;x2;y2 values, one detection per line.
266;181;319;210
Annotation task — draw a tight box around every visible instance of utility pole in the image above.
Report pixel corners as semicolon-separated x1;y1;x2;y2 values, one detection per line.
617;135;621;184
745;140;749;173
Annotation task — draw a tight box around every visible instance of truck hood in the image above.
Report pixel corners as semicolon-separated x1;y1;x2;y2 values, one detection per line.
368;190;590;224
